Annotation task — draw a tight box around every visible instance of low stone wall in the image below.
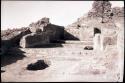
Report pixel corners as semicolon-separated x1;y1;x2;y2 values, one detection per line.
20;33;50;48
93;33;117;51
103;34;117;46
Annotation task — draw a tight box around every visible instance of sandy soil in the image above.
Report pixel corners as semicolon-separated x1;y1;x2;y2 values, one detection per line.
1;41;123;82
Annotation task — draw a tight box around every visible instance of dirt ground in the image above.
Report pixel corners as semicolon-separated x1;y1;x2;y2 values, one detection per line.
1;41;123;82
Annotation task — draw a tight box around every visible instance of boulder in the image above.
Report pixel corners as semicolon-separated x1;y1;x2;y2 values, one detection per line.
84;46;93;50
26;60;49;70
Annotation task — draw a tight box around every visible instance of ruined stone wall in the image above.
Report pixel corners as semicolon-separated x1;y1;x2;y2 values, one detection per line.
1;27;31;55
19;17;64;48
64;24;96;41
103;34;117;46
20;32;50;48
29;17;64;42
43;24;64;42
1;17;64;49
64;1;124;42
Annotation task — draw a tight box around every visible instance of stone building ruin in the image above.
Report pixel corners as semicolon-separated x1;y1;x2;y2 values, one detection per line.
1;1;124;54
20;17;64;48
1;1;124;82
64;1;123;51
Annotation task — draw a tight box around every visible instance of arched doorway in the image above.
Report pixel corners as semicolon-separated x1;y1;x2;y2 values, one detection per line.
94;28;101;36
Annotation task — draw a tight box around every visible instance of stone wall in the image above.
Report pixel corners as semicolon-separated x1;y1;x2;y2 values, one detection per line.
103;35;117;46
20;33;50;48
29;17;64;42
1;28;31;55
64;24;94;41
79;26;94;41
43;24;64;42
29;17;50;33
19;17;64;48
64;1;123;42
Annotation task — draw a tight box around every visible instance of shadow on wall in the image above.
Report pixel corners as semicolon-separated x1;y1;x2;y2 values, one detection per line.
28;43;63;48
44;24;65;42
44;24;79;41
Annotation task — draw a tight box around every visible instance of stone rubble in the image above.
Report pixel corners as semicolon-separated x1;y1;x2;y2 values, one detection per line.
29;17;50;33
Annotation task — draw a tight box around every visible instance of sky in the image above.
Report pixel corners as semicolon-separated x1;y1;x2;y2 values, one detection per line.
1;1;124;30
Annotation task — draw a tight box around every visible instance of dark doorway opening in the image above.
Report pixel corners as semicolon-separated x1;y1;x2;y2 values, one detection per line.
94;28;101;36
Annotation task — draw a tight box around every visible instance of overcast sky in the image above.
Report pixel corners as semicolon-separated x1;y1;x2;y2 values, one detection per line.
1;1;124;30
